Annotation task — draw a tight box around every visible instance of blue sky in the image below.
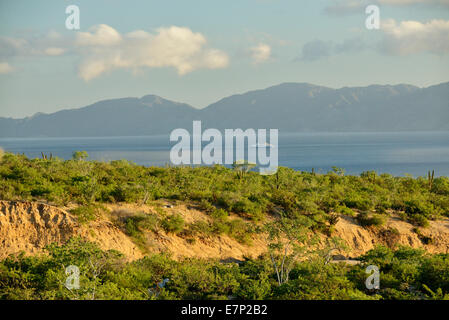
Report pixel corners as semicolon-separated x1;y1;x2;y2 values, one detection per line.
0;0;448;118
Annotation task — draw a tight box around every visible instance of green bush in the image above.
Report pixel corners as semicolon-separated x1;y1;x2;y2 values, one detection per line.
210;208;228;221
1;239;448;300
335;205;355;217
110;210;160;248
404;200;434;217
69;205;102;224
408;214;430;228
161;214;185;234
356;212;386;227
1;152;448;241
432;177;449;195
344;195;373;211
198;199;215;213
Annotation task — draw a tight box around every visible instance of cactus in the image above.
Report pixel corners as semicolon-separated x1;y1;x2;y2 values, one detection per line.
428;170;434;190
41;152;53;160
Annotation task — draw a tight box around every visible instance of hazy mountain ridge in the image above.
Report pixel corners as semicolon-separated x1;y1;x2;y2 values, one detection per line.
0;82;448;137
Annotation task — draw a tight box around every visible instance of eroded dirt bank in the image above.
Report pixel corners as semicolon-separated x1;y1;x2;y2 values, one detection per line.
1;200;448;261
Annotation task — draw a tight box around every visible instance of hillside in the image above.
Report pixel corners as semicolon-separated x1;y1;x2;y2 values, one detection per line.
1;82;448;137
1;153;449;300
1;200;449;262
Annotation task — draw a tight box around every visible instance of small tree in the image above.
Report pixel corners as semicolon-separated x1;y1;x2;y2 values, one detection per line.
265;215;316;286
72;151;89;161
265;215;347;286
232;160;256;179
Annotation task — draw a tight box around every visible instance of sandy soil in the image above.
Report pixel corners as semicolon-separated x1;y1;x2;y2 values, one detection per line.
1;200;448;261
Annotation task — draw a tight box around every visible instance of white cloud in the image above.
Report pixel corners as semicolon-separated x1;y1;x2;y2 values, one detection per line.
76;25;229;80
0;25;229;80
250;43;271;64
380;19;449;55
0;62;14;74
76;24;122;47
44;47;66;56
0;34;69;58
46;30;62;40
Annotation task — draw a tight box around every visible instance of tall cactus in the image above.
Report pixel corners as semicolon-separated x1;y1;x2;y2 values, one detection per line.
428;170;434;190
41;152;53;160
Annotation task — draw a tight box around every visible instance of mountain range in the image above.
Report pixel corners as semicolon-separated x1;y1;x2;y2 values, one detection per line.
1;82;448;137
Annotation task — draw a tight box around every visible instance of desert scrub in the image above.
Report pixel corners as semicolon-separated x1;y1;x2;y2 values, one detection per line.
335;205;355;217
404;200;435;217
227;218;253;245
210;208;228;221
356;212;387;228
181;221;215;239
70;204;105;224
197;199;215;213
112;210;160;233
110;209;160;249
161;214;185;234
407;214;430;228
232;198;264;221
2;153;449;234
2;240;449;300
344;195;373;211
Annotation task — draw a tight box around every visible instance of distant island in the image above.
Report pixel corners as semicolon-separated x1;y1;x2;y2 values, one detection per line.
1;82;448;138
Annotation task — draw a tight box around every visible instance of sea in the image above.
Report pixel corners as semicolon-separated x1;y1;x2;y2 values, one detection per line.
1;131;448;177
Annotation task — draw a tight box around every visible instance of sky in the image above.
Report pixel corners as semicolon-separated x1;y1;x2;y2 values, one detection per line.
0;0;448;118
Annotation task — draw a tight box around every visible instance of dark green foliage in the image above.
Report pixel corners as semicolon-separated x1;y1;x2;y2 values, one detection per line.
161;214;185;234
408;214;430;228
356;212;387;227
353;245;449;299
1;153;449;300
1;240;448;300
70;204;104;224
72;151;89;161
110;210;161;249
1;153;447;226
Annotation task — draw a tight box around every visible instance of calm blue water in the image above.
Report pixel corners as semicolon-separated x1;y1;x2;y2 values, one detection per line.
1;132;448;177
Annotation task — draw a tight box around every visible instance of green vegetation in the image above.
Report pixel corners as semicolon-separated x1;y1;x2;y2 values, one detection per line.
1;153;448;229
161;214;185;234
356;212;387;228
72;151;89;161
1;152;449;300
69;204;105;224
1;239;448;300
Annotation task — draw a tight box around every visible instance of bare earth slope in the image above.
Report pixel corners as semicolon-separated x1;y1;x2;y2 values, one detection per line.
0;200;143;260
1;200;448;261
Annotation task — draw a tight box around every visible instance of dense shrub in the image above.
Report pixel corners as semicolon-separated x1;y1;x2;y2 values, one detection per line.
161;214;185;234
356;212;386;227
1;239;448;300
408;214;430;228
69;204;103;224
1;153;448;224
